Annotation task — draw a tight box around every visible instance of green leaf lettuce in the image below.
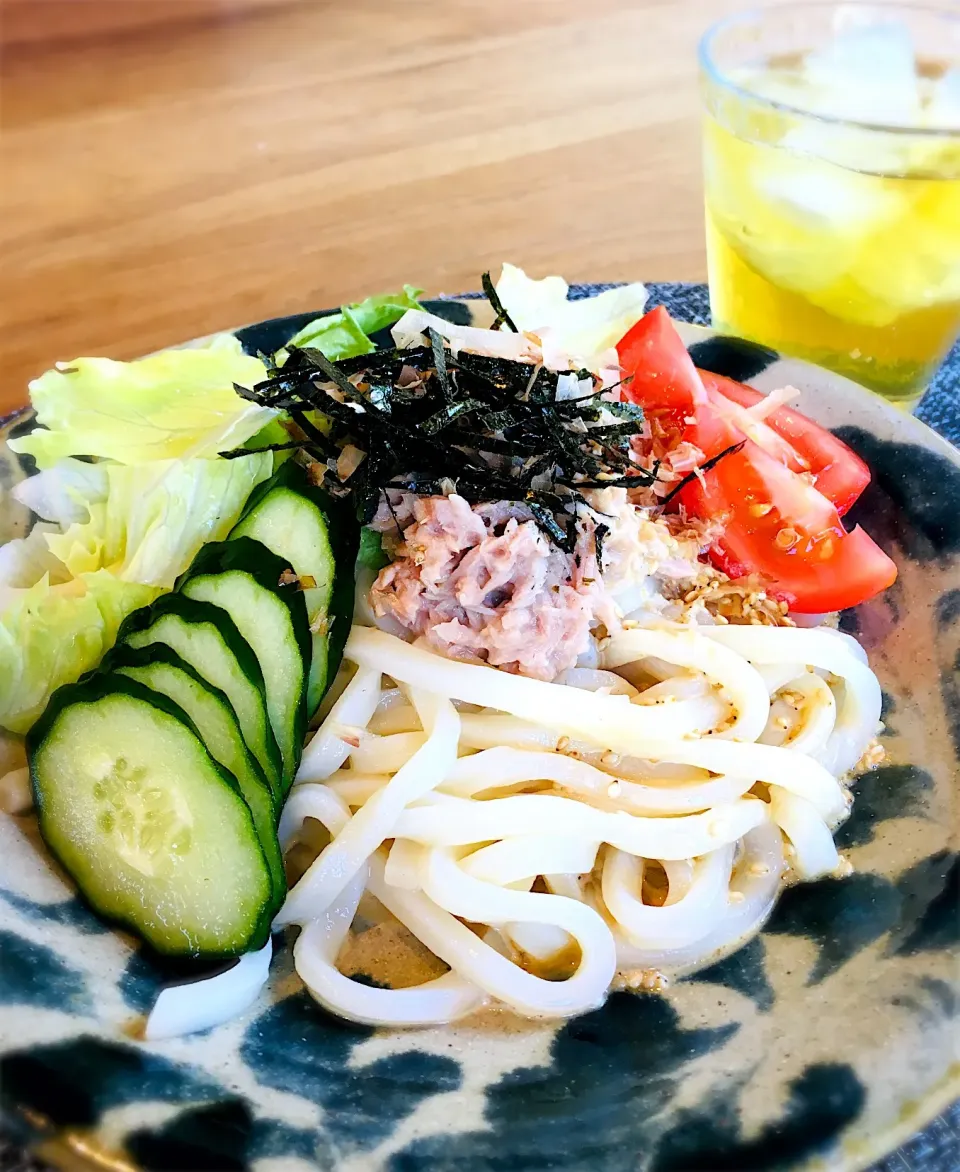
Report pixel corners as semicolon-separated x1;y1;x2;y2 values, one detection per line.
286;286;423;359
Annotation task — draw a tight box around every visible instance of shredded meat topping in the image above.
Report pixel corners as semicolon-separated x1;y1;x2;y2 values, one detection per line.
370;494;608;680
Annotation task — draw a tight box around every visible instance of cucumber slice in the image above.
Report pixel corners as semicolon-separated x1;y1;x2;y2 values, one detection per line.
118;595;283;796
180;538;310;790
231;463;358;716
29;674;275;958
231;487;334;713
108;643;284;895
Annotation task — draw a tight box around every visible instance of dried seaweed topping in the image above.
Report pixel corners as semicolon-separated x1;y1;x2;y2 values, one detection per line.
224;323;743;551
225;339;659;550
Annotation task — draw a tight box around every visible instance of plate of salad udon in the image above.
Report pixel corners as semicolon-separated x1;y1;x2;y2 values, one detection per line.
0;267;956;1172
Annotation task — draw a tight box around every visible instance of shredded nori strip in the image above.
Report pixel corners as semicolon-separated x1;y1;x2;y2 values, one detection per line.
657;441;747;507
603;400;645;421
420;398;487;436
429;327;453;402
481;271;519;333
289;409;337;456
224;327;742;549
220;440;304;459
228;342;654;545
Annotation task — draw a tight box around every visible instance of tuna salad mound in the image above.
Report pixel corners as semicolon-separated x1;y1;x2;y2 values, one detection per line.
368;489;716;680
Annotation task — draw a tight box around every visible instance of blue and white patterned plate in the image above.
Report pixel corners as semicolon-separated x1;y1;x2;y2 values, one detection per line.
1;288;957;1172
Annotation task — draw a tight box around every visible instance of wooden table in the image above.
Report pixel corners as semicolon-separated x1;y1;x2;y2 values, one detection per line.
0;0;777;413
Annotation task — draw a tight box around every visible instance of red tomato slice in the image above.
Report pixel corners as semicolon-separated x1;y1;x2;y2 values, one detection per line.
699;371;871;515
681;439;897;613
616;306;706;410
614;311;894;611
701;384;808;471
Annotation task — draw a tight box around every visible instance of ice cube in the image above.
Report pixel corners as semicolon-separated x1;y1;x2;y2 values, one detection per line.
803;16;921;126
757;157;902;231
731;65;815;113
846;190;960;322
925;68;960;130
781;118;918;177
712;148;907;301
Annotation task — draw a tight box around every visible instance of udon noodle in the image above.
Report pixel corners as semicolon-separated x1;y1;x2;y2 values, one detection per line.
275;618;880;1026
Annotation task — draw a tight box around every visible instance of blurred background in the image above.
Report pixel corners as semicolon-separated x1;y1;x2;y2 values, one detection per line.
0;0;780;407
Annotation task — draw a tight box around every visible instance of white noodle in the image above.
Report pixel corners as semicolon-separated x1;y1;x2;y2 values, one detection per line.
700;626;881;774
277;616;876;1025
613;822;785;972
394;793;767;857
503;919;573;961
438;747;752;813
601;845;734;949
459;714;564;752
368;699;420;736
602;626;771;742
145;939;273;1040
761;672;837;756
662;858;696;901
325;770;390;807
276;688;459;926
460;836;600;886
350;731;427;773
756;662;807;695
346;628;721;751
384;836;429;890
296;666;382;783
295;864;487;1026
768;787;840;880
418;846;617;1016
553;668;639;697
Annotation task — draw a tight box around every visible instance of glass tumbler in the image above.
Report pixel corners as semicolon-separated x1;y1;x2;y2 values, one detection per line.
700;3;960;406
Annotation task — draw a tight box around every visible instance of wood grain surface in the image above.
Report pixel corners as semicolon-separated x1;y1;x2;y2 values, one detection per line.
0;0;777;411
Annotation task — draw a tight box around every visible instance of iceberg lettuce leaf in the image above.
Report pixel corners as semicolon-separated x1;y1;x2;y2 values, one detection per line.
10;334;276;468
0;572;159;734
0;449;271;732
12;457;109;525
495;263;649;364
44;452;273;589
0;524;71;589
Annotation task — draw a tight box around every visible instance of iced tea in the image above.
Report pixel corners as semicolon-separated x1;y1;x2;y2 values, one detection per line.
700;6;960;405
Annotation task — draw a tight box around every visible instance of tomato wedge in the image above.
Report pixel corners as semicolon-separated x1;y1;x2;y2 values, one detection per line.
700;383;808;471
680;439;898;613
616;316;870;515
616;311;896;612
616;306;706;410
699;371;871;516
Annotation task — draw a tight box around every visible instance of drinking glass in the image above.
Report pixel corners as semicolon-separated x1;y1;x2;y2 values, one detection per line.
699;3;960;406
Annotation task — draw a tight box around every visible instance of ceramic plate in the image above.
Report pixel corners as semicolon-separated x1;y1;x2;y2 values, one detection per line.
1;290;957;1172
